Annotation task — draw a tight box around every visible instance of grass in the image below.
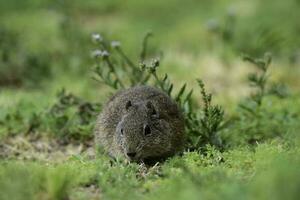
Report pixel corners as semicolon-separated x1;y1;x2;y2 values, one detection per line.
1;141;299;200
0;0;300;199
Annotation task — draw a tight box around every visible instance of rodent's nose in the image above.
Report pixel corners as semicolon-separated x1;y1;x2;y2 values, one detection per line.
126;152;136;159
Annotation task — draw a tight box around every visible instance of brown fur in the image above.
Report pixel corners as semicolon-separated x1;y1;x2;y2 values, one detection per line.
94;85;185;162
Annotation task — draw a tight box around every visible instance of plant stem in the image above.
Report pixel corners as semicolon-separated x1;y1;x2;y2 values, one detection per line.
104;57;125;88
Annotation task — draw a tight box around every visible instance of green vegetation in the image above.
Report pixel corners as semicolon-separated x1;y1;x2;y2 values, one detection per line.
0;0;299;199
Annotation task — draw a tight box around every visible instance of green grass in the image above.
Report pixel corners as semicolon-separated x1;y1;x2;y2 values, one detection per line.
1;141;299;200
0;0;300;199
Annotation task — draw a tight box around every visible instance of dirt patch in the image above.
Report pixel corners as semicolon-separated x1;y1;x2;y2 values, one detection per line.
0;135;95;162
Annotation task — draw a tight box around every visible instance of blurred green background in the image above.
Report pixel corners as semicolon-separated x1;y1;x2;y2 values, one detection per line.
0;0;300;200
1;0;299;95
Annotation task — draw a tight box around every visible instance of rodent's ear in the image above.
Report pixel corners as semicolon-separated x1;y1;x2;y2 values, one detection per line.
125;100;132;110
146;101;157;115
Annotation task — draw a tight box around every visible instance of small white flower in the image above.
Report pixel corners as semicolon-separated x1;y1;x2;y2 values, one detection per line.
92;49;102;58
92;33;103;42
101;50;110;58
111;41;121;48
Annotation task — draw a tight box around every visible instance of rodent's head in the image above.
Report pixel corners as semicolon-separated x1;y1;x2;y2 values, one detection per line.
116;100;172;162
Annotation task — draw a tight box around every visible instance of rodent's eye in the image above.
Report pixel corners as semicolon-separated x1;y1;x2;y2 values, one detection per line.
120;128;124;135
146;101;157;116
125;100;132;110
144;124;151;136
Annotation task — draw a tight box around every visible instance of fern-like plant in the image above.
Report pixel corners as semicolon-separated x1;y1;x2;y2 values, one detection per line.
91;32;225;151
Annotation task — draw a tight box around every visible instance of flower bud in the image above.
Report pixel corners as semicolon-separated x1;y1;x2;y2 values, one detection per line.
139;62;146;70
152;58;160;68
